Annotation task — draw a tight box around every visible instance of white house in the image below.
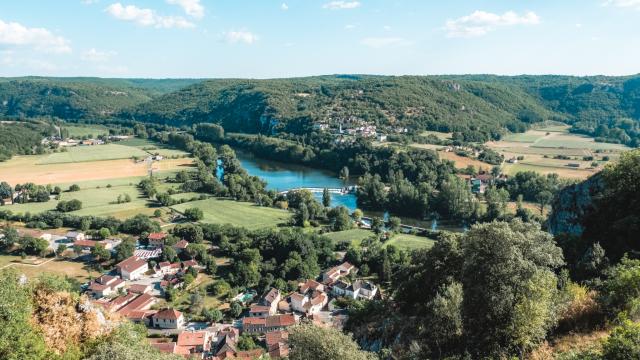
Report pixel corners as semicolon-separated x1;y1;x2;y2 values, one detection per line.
331;279;378;300
152;308;185;329
65;231;85;242
87;275;125;298
116;256;148;280
261;288;281;316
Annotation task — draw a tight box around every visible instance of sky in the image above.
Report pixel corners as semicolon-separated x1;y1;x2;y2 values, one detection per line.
0;0;638;78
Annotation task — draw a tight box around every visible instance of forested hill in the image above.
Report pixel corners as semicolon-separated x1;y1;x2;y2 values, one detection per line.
121;74;640;145
120;75;561;140
1;75;639;145
0;77;202;120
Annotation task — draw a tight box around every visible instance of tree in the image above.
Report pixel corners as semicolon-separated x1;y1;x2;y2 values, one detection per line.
0;181;12;202
115;238;135;262
98;227;111;240
162;246;178;263
21;236;49;257
91;244;111;262
202;308;223;323
56;244;67;257
601;257;640;318
184;207;204;222
68;184;80;192
56;199;82;212
461;220;564;358
536;190;553;215
436;175;479;221
0;269;48;359
322;188;331;207
229;301;243;318
602;317;640;360
153;209;162;217
484;186;510;221
388;217;401;232
237;334;258;351
288;323;375;360
86;322;181;360
339;166;350;182
328;206;353;231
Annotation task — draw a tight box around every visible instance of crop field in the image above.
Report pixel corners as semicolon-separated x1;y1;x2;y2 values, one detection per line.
487;127;631;179
438;151;493;170
171;198;291;230
63;125;110;138
0;149;193;186
116;138;190;157
36;144;149;164
384;234;436;250
323;228;374;246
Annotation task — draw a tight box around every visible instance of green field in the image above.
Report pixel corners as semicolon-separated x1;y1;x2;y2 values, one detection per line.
63;125;110;138
8;183;155;219
117;138;190;157
0;256;98;282
171;198;291;230
324;228;375;246
384;234;436;250
36;144;149;164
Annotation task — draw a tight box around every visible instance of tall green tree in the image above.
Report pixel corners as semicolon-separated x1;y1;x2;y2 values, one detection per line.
289;323;375;360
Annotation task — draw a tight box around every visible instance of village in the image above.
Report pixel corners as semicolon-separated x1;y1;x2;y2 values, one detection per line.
34;229;381;359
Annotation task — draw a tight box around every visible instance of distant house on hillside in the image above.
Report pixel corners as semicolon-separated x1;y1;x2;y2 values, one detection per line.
148;232;168;248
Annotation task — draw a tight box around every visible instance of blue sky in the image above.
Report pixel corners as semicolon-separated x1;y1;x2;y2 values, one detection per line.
0;0;638;78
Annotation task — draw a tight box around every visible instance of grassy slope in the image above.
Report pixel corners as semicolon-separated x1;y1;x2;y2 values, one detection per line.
171;198;291;230
36;144;150;164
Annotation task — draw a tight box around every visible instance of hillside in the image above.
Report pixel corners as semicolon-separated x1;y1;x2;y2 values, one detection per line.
0;78;202;120
120;75;560;140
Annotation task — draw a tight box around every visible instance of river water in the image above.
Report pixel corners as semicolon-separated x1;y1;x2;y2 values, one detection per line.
235;150;358;210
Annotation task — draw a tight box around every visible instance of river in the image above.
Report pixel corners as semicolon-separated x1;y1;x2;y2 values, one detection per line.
235;150;358;210
234;150;464;232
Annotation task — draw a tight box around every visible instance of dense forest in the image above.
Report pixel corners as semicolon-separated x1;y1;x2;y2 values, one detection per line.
0;121;56;161
1;75;639;146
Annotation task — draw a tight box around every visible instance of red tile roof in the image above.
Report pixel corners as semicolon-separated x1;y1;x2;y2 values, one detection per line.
176;331;208;348
265;331;288;347
128;283;151;294
243;317;266;326
74;239;97;247
116;256;147;273
148;232;167;240
151;342;176;354
154;308;183;320
116;293;156;316
249;305;271;313
266;314;295;328
174;239;189;249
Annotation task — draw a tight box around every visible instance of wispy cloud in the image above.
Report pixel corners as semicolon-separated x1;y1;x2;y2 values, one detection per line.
603;0;640;9
0;19;72;53
281;3;289;11
166;0;204;19
361;37;412;48
323;1;361;10
344;24;357;30
224;30;259;44
105;3;195;29
445;10;540;38
81;48;116;62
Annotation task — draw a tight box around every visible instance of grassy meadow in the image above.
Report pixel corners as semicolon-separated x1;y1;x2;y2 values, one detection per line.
36;144;150;164
171;198;291;230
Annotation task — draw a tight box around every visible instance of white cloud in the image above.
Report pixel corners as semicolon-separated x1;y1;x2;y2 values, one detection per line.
323;1;361;10
0;19;71;53
81;0;100;4
575;23;583;28
383;25;391;31
105;3;195;29
281;3;289;10
224;30;259;44
344;24;357;30
603;0;640;9
81;48;116;62
166;0;204;19
361;37;412;48
445;10;540;38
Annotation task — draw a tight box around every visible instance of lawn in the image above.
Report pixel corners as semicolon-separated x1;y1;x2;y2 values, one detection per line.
36;144;149;164
63;125;110;138
384;234;436;250
7;182;158;219
324;228;375;246
117;138;190;157
0;255;99;282
171;198;291;230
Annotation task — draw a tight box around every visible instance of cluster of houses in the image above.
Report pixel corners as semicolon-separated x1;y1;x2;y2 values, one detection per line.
76;229;380;359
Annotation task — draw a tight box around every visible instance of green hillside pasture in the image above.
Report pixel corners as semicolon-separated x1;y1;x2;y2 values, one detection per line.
37;144;149;164
171;198;291;230
384;234;436;250
324;228;375;247
533;134;630;150
63;125;110;138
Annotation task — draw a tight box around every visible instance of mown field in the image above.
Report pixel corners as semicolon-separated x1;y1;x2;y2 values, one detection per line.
384;233;436;250
36;144;150;164
323;228;374;246
116;138;190;158
63;124;110;138
171;198;291;230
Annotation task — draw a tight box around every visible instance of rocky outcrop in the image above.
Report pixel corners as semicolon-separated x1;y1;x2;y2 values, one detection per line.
547;173;604;236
